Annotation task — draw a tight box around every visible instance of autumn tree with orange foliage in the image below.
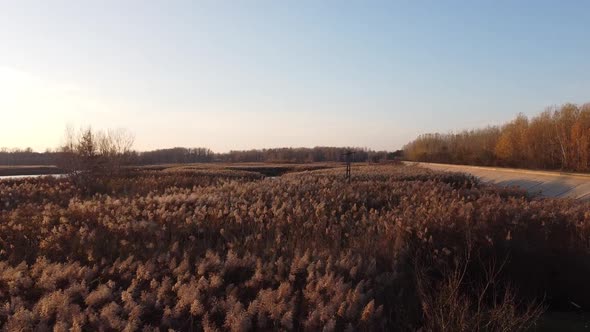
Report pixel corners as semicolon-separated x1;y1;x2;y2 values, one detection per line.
404;102;590;171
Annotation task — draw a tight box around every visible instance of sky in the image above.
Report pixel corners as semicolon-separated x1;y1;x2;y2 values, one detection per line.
1;1;589;152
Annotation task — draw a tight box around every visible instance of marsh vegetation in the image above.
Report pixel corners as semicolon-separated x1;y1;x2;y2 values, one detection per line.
2;164;589;330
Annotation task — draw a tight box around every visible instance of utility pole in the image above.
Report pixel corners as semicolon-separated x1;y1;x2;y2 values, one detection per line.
343;150;355;183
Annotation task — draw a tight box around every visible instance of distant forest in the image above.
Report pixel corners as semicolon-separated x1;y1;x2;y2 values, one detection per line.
0;146;401;166
404;102;590;172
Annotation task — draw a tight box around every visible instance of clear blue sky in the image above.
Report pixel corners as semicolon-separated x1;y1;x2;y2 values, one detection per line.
1;1;589;152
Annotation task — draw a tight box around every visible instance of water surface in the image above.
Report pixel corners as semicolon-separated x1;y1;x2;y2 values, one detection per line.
0;174;64;180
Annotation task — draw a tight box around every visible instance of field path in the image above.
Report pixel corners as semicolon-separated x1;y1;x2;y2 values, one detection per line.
406;161;590;200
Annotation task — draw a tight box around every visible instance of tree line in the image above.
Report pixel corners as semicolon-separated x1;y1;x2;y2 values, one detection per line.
1;130;401;167
0;148;60;166
217;147;400;163
404;102;590;171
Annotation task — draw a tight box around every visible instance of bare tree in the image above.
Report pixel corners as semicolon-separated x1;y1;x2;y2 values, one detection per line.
58;126;134;177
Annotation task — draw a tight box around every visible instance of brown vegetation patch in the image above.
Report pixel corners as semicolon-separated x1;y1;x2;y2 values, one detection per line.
1;164;588;330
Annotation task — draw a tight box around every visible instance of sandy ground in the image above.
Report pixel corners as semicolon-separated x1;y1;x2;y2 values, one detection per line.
406;162;590;200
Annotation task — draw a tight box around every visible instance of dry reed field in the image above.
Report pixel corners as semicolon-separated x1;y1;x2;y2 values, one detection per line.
1;164;589;331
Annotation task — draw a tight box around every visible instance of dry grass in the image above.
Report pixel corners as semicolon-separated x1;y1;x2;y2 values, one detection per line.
1;164;588;330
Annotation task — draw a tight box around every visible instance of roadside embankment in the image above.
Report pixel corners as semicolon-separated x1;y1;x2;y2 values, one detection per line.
406;161;590;200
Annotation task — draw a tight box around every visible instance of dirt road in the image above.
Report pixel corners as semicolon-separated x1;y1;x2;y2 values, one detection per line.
407;162;590;200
